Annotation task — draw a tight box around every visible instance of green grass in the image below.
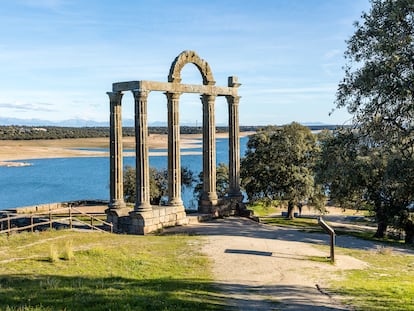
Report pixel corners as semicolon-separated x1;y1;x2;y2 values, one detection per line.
260;216;320;229
0;231;227;310
247;202;280;217
331;247;414;311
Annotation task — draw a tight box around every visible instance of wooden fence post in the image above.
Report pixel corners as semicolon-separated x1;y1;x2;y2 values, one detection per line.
49;210;52;230
69;208;73;230
7;216;10;237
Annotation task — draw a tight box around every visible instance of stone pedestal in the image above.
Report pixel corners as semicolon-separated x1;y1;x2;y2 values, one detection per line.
106;205;187;235
105;207;132;232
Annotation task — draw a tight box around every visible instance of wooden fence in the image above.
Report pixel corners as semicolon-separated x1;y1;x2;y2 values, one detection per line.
0;207;113;236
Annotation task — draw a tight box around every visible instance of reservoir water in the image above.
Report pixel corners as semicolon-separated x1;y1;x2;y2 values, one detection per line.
0;137;249;210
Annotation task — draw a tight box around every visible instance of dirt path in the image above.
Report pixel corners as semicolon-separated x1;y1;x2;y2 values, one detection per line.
164;217;388;310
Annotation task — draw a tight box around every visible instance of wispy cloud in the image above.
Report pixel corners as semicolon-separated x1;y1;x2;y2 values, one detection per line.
0;101;55;112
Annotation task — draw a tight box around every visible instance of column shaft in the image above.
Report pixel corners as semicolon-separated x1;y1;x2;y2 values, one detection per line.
201;94;218;204
227;95;242;198
108;91;125;208
166;92;183;206
133;90;152;211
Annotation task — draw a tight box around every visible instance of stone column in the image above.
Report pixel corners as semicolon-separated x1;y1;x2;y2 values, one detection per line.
108;91;126;208
200;94;218;209
166;92;183;206
227;76;243;199
133;90;152;211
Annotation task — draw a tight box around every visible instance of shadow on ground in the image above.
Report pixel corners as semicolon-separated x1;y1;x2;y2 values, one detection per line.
0;274;349;311
164;217;414;254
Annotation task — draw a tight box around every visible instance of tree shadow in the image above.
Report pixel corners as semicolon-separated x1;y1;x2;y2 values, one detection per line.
0;274;226;310
0;274;350;311
164;217;414;254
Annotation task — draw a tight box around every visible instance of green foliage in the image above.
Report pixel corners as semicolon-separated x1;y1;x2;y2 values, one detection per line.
194;163;229;200
316;128;414;240
124;165;195;205
0;126;257;140
241;123;319;218
328;0;414;243
0;126;110;140
336;0;414;153
247;201;280;217
260;217;320;229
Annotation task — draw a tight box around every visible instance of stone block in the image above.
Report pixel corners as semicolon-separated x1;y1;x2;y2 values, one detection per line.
152;209;160;218
159;207;166;217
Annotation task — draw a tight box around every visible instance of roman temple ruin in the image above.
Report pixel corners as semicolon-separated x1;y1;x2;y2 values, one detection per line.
106;50;245;234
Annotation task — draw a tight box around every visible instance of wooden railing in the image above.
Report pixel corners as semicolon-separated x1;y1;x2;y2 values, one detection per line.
318;216;335;263
0;207;113;236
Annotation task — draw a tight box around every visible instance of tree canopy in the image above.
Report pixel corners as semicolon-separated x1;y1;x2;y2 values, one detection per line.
336;0;414;154
241;123;319;218
328;0;414;243
124;166;194;206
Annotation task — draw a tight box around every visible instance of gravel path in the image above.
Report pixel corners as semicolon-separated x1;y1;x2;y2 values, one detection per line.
164;216;396;310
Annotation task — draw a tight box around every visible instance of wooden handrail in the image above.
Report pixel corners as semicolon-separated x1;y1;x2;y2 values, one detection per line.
318;216;335;263
0;207;113;235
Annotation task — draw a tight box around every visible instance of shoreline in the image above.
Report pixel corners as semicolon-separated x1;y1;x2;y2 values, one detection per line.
0;132;254;165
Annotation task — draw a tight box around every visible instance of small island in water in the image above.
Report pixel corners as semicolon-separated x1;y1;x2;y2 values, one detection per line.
0;161;32;167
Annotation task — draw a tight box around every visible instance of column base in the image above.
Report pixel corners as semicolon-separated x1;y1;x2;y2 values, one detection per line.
168;198;184;207
227;191;244;202
109;199;126;209
198;193;219;214
134;202;153;212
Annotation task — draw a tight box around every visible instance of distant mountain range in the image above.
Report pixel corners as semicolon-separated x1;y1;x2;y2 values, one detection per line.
0;117;127;127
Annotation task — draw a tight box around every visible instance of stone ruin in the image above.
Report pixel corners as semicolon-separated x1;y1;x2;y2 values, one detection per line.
106;50;246;234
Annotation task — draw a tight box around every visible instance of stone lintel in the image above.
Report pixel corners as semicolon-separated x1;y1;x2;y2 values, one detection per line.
112;80;237;96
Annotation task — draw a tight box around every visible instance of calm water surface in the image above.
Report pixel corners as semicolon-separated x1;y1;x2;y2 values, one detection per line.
0;137;249;210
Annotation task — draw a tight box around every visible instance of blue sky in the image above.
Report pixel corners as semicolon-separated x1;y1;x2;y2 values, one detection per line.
0;0;371;126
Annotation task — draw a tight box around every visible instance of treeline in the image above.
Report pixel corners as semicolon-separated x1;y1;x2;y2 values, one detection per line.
0;126;110;140
0;125;261;140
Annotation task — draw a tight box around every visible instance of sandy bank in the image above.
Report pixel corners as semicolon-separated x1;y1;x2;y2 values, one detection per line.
0;131;254;164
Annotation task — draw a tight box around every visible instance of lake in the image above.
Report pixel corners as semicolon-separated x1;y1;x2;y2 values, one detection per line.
0;136;249;210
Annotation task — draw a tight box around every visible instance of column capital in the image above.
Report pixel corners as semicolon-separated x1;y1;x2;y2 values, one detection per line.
132;89;150;99
201;93;216;102
226;95;241;105
107;91;123;104
165;91;182;100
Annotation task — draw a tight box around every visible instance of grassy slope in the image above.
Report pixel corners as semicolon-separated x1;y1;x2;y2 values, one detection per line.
0;231;226;311
332;247;414;311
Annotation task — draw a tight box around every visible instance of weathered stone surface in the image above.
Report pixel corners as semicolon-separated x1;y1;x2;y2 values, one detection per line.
106;50;244;234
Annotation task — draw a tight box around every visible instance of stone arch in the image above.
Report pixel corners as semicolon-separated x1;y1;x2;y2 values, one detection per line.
168;50;215;85
107;51;243;234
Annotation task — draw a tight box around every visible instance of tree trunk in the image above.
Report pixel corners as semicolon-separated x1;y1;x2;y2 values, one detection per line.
374;204;388;238
404;220;414;245
287;201;295;219
374;221;388;238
